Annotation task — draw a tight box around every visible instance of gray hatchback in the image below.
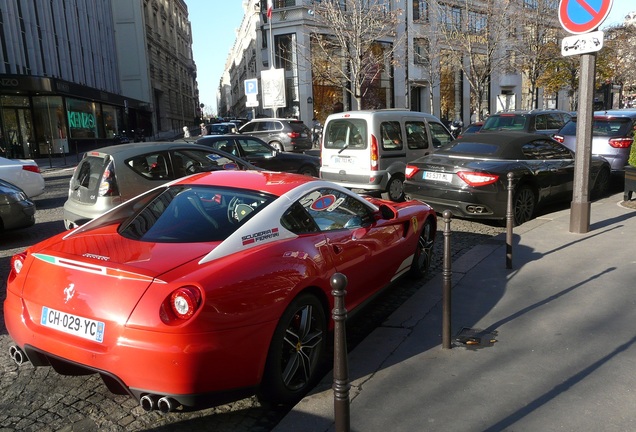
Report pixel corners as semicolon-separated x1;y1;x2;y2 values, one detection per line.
553;109;636;175
63;142;255;229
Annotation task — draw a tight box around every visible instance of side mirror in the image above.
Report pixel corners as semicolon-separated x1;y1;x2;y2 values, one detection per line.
377;204;397;220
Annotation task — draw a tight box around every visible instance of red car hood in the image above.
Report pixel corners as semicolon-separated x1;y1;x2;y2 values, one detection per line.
18;226;217;327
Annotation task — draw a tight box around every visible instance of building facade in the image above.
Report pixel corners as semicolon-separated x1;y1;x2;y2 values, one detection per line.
218;0;568;128
0;0;197;158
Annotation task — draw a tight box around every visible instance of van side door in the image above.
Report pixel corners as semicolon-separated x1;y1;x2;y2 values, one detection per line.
405;119;432;160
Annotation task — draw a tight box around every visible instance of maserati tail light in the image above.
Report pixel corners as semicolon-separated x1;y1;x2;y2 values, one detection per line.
405;165;420;179
457;171;499;187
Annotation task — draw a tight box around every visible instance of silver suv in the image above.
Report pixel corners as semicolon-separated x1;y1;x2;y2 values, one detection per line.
238;118;312;152
553;109;636;175
481;109;572;136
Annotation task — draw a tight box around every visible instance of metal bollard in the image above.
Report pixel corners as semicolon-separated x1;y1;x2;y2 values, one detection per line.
442;210;452;349
331;272;350;432
506;172;514;269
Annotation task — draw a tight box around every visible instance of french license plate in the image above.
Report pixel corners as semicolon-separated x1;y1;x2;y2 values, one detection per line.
423;171;452;183
334;156;354;164
41;306;105;343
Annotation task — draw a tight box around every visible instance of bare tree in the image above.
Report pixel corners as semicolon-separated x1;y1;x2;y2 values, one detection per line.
514;0;562;110
431;0;513;122
304;0;404;111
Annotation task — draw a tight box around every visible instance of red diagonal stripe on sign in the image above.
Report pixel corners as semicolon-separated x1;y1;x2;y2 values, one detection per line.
575;0;599;17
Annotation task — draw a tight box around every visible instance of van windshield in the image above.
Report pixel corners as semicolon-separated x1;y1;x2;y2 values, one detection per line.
324;119;367;150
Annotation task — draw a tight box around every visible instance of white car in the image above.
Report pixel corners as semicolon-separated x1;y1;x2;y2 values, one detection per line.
0;157;45;198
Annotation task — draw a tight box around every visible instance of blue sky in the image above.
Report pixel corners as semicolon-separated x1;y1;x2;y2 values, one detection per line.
186;1;634;115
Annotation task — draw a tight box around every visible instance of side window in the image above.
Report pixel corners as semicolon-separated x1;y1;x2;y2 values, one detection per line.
238;138;272;156
172;149;241;175
405;121;429;149
535;115;548;131
240;122;256;133
127;152;169;179
280;202;320;234
522;140;573;160
428;122;452;148
297;188;374;231
547;113;564;129
380;121;403;150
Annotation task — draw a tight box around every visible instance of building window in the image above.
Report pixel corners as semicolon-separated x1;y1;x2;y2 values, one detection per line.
440;4;461;31
414;38;429;66
468;11;487;34
413;0;428;21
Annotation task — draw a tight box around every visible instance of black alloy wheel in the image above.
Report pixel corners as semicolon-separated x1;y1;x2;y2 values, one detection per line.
259;293;326;405
591;167;611;199
409;219;435;278
298;165;318;177
513;185;536;226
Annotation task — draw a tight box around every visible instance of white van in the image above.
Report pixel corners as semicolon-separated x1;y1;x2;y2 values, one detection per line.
320;109;452;201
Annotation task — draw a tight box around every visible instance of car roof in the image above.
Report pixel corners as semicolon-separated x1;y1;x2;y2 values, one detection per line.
84;141;217;158
442;132;557;158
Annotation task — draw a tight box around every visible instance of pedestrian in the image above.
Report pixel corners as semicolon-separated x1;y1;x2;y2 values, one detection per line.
200;123;207;136
183;126;190;138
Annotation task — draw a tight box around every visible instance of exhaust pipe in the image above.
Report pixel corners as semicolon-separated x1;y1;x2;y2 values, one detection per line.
9;345;26;366
140;394;158;412
157;396;177;413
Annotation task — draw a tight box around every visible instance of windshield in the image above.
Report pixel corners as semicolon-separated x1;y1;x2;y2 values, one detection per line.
482;115;528;131
559;117;631;137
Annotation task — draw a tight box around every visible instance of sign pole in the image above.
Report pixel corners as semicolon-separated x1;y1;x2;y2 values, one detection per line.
569;52;595;233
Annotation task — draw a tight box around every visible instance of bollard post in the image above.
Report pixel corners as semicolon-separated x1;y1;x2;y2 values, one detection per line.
506;172;514;269
442;210;452;349
331;273;350;432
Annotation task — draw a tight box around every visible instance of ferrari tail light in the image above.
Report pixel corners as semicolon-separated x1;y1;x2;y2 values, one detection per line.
552;134;564;143
98;160;120;197
162;286;202;323
370;135;379;171
405;165;420;179
22;164;41;174
609;137;633;148
457;171;499;187
8;252;27;282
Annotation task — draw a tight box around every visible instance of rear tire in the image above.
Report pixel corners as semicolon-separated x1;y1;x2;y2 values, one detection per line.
298;165;318;177
592;167;611;199
386;176;405;202
258;293;326;405
513;185;536;225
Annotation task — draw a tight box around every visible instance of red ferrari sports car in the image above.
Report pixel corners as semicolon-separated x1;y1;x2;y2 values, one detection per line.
4;170;436;412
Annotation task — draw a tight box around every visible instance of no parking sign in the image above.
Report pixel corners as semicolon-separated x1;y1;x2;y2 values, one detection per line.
558;0;613;34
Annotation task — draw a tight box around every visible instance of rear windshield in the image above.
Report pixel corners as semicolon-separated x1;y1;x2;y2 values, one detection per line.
119;185;275;243
482;115;527;131
288;121;310;133
324;119;368;150
70;156;108;193
559;117;632;137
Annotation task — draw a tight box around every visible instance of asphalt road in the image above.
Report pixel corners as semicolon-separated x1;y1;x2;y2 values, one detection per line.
0;167;528;432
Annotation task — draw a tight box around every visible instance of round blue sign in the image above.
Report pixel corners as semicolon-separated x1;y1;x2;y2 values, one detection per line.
559;0;613;34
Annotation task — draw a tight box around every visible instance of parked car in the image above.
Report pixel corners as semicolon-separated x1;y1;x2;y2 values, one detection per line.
320;109;452;202
196;134;320;176
0;156;45;198
5;170;437;411
63;141;257;229
480;109;572;136
404;132;611;225
207;122;238;135
238;118;313;152
0;178;36;231
457;121;484;138
552;109;636;175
